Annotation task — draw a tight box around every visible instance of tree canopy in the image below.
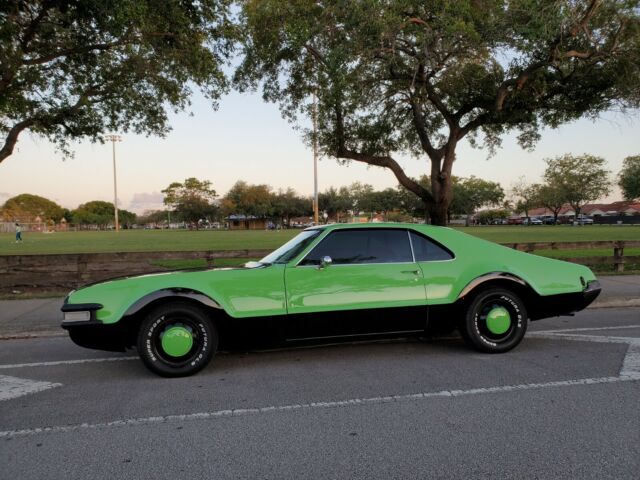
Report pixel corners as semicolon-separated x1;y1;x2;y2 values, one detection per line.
236;0;640;225
543;153;611;220
162;177;218;223
618;155;640;201
72;200;135;226
0;0;232;163
0;193;64;222
450;176;505;222
222;180;273;218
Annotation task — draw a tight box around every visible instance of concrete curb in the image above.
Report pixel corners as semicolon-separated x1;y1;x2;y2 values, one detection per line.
590;298;640;309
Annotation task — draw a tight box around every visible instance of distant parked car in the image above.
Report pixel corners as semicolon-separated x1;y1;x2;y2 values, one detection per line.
576;215;594;225
542;216;559;225
507;217;523;225
523;217;542;225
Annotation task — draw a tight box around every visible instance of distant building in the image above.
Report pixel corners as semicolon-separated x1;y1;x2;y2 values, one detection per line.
226;214;267;230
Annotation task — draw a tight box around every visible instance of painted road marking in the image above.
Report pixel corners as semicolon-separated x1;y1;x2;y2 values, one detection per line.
534;325;640;334
0;375;633;438
1;327;639;438
0;356;138;370
0;375;61;402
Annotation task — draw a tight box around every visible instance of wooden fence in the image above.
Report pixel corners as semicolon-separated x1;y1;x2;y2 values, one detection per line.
1;241;638;292
0;249;271;292
503;240;640;273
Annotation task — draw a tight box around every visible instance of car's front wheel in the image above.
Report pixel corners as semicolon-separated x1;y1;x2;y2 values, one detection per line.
459;287;528;353
137;301;218;377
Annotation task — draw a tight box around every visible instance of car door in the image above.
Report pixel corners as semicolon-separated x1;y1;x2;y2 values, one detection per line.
284;228;428;338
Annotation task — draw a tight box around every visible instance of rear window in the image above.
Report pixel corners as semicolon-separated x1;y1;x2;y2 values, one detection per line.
410;231;454;261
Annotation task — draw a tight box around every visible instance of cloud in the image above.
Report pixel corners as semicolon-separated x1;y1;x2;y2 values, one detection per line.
128;192;165;214
0;192;10;204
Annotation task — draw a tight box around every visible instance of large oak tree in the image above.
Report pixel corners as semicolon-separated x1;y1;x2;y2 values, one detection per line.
0;0;232;163
235;0;640;225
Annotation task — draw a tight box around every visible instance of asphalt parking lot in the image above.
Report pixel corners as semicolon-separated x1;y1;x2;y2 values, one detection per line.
1;307;639;479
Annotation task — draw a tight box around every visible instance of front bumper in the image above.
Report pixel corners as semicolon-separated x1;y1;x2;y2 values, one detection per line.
61;302;130;352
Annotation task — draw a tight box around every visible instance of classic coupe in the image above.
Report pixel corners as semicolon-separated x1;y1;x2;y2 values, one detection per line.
61;223;601;376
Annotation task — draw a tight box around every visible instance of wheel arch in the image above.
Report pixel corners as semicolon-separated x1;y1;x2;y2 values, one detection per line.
117;288;229;348
456;272;538;307
123;288;223;317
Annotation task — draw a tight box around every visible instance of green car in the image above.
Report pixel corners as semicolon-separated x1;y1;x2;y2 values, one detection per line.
61;223;601;377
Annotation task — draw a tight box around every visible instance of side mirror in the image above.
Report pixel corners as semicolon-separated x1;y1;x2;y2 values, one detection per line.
319;255;333;269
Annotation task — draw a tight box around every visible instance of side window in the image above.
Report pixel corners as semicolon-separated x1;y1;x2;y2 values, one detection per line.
300;229;413;265
410;231;454;261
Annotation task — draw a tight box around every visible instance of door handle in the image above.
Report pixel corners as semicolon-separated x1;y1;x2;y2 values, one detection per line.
401;270;421;275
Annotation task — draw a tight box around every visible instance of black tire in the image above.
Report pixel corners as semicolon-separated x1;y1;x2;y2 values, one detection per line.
137;301;218;377
458;287;528;353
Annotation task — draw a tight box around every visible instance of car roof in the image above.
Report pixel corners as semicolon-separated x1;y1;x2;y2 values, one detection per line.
305;222;449;233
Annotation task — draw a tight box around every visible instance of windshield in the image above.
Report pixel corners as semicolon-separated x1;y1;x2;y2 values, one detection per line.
259;229;322;265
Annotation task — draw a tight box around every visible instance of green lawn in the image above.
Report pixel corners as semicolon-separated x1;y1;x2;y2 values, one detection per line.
0;225;638;256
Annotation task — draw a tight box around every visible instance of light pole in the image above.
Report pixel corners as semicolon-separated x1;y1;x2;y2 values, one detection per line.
105;134;122;231
312;92;319;224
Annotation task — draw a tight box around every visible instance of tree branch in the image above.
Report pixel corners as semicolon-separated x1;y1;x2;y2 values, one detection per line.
0;118;35;164
494;0;605;112
333;106;434;204
409;95;442;160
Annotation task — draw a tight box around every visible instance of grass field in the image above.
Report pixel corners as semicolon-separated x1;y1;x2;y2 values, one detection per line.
0;225;638;256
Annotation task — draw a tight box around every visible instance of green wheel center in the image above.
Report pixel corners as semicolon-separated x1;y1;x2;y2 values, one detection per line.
485;306;511;335
161;326;193;357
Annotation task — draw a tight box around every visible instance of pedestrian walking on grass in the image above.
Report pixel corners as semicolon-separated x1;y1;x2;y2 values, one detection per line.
15;223;22;243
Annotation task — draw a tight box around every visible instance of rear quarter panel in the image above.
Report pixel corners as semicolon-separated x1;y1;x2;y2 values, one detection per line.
414;226;595;304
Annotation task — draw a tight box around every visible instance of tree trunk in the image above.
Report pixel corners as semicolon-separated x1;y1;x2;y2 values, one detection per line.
428;148;454;226
428;202;449;226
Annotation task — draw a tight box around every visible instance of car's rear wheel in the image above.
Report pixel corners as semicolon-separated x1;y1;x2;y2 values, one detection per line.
137;301;217;377
459;287;528;353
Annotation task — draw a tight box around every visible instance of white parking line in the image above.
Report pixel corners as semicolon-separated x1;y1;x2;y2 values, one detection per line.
534;325;640;334
0;356;138;370
0;374;634;438
1;326;639;438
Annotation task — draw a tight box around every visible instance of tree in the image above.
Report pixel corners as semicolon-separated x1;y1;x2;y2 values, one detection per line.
369;188;402;219
236;1;640;225
536;184;568;224
0;1;232;164
349;182;376;214
271;188;312;226
223;181;272;218
450;176;505;225
0;193;64;222
543;154;611;223
618;155;640;201
162;178;218;225
137;209;170;226
512;179;541;222
72;200;135;227
397;176;431;221
318;186;352;222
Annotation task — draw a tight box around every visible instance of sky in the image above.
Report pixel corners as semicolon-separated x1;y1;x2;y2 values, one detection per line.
0;88;638;214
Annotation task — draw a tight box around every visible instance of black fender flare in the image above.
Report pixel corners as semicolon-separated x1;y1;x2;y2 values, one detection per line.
123;288;222;317
456;272;529;300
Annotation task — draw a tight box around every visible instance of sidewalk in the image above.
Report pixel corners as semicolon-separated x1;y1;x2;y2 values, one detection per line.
0;276;638;338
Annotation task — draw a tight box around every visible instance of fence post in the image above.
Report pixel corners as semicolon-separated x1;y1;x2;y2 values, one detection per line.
613;242;625;273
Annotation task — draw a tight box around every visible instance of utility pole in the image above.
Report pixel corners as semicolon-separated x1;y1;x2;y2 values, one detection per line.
105;134;122;232
312;92;319;224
